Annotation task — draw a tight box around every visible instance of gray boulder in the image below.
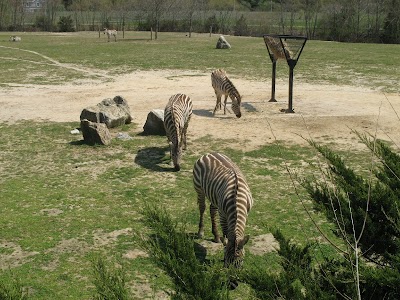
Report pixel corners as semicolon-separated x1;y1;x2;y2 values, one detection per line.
216;35;231;49
80;96;132;128
80;119;112;145
143;109;166;135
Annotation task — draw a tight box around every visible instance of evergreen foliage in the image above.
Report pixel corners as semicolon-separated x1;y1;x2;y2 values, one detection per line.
304;140;400;260
0;275;28;300
58;16;75;32
302;137;400;298
242;230;335;299
233;15;249;36
141;205;230;300
91;256;129;300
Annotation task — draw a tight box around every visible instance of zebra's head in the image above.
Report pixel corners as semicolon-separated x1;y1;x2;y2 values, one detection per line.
222;235;250;268
170;141;182;171
230;93;242;118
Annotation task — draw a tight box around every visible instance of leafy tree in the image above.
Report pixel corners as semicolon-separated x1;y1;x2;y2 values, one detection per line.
301;135;400;298
58;15;75;31
242;230;336;299
233;14;249;36
382;0;400;43
237;0;267;10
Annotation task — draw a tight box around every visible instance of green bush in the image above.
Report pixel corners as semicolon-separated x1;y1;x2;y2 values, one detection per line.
91;256;129;300
141;204;230;300
58;16;75;32
242;230;335;300
233;15;249;36
303;136;400;298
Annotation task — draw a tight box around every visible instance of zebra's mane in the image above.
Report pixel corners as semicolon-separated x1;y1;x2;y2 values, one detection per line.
232;168;239;241
225;77;240;102
170;102;180;146
223;166;239;242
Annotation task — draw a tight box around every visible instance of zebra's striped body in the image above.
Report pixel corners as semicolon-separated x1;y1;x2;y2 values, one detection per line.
104;28;117;42
164;93;193;171
211;69;242;118
193;152;253;267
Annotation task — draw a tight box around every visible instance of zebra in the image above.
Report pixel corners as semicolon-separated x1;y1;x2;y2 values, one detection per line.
193;152;253;268
104;28;117;42
211;69;242;118
164;93;193;171
9;36;21;42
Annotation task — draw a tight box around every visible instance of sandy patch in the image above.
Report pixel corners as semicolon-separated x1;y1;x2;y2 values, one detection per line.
1;70;399;150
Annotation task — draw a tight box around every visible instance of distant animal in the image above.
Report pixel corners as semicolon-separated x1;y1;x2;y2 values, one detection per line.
103;28;117;42
9;36;21;42
163;93;193;171
193;152;253;268
211;69;242;118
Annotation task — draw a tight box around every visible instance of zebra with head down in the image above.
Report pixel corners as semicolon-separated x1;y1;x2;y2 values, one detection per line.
104;28;117;42
211;69;242;118
193;152;253;269
163;93;193;171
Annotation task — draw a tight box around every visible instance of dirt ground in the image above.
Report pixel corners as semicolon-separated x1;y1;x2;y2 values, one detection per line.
1;69;399;151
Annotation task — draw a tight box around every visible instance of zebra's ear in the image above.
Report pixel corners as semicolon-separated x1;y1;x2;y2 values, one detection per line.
238;235;250;248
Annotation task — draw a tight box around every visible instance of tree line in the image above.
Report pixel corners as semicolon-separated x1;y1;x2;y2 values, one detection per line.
1;0;399;43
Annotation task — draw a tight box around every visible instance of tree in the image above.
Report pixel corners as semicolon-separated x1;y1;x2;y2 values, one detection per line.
382;0;400;43
302;0;322;39
137;0;176;39
237;0;267;10
302;135;400;298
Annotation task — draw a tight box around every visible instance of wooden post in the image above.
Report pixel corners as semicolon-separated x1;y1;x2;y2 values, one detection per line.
98;25;100;38
209;26;212;37
151;27;153;40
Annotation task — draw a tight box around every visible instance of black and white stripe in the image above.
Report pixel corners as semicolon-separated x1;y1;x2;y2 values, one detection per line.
104;28;117;42
193;152;253;267
211;69;242;118
164;93;193;171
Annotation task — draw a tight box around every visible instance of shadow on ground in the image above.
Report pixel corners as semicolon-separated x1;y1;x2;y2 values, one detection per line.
193;109;213;118
134;146;175;172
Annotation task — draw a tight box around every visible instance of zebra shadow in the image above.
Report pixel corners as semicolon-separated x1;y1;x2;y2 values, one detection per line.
193;109;213;118
193;109;237;119
134;146;175;172
242;102;258;112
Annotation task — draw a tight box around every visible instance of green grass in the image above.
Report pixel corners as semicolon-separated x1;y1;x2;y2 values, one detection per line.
0;120;365;299
0;31;399;92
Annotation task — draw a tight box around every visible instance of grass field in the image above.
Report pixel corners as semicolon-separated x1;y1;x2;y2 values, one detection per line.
0;31;399;299
1;31;399;92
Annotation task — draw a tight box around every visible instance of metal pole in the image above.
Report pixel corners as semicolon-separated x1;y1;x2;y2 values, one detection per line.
269;59;277;102
287;66;294;112
287;60;296;113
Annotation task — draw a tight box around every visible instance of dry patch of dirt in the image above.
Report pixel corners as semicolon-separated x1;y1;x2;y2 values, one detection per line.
1;70;399;151
0;241;39;270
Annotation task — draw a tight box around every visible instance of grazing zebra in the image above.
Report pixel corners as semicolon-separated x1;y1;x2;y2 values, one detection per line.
211;69;242;118
164;93;193;171
9;36;21;42
193;152;253;268
104;28;117;42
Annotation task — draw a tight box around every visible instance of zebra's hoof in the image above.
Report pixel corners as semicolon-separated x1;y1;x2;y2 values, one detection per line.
174;165;181;171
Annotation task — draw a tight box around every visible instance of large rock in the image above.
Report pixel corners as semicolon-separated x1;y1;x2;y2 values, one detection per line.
216;35;231;49
80;96;132;128
80;119;112;145
143;109;166;135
